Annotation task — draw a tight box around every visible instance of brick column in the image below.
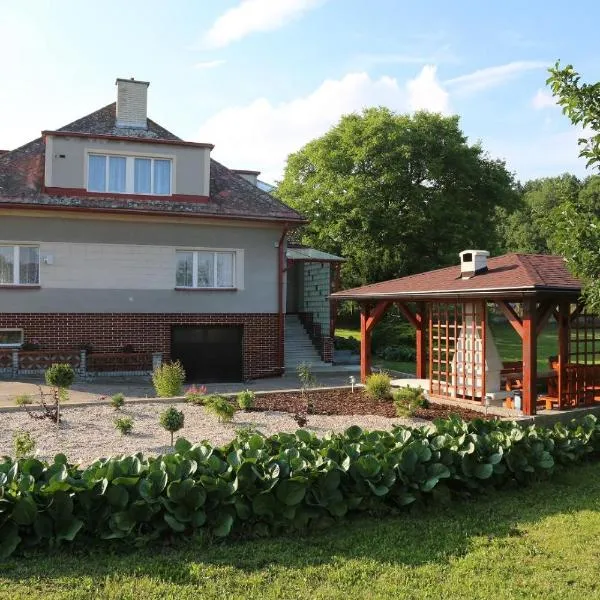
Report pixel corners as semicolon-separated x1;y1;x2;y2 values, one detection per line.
12;350;19;378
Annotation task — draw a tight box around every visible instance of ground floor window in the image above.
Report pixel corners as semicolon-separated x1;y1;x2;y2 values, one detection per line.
175;250;236;289
0;245;39;285
0;329;24;347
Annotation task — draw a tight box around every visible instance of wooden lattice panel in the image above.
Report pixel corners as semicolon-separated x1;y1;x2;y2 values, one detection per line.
566;310;600;406
429;302;486;400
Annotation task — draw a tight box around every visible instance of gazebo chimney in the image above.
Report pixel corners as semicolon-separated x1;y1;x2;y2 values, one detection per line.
459;250;489;279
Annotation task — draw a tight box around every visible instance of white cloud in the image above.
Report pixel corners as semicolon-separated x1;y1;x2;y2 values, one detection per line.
532;88;557;110
204;0;324;49
197;68;449;182
446;61;548;94
407;65;450;113
193;59;226;70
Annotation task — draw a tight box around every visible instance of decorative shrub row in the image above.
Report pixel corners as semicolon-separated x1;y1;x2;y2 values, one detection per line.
2;415;600;558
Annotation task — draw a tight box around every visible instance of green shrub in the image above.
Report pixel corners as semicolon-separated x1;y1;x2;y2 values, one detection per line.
365;372;392;401
377;345;417;362
393;386;429;417
45;363;75;389
371;319;415;353
237;389;255;411
12;430;35;459
159;406;185;446
334;336;360;353
205;395;235;423
110;393;125;410
114;416;133;435
3;414;600;557
14;394;33;407
152;361;186;397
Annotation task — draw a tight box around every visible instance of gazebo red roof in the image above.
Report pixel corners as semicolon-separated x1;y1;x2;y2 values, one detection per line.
332;253;582;300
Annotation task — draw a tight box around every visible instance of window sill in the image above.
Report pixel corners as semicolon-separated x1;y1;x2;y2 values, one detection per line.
175;287;238;292
0;285;41;290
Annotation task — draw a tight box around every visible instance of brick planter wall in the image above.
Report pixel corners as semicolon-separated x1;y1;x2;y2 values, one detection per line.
0;313;280;380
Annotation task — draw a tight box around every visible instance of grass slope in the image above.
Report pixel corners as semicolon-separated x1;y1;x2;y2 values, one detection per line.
2;463;600;599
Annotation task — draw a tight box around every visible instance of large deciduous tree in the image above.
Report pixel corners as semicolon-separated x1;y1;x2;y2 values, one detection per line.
498;174;582;254
547;62;600;308
277;108;518;288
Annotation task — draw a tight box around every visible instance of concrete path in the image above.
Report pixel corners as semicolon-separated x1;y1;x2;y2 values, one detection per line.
0;371;360;408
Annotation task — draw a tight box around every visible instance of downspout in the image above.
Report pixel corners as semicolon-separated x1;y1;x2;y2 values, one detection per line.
277;224;290;375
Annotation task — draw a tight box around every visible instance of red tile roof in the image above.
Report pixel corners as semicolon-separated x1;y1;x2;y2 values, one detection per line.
332;254;582;300
0;103;304;223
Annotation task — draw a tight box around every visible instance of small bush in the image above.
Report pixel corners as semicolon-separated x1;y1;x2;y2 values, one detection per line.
334;336;360;353
365;372;392;401
111;393;125;410
371;319;415;353
152;361;186;397
159;406;185;446
114;416;134;435
237;389;255;411
297;362;317;395
186;385;207;405
12;430;36;458
393;386;429;417
45;363;75;389
14;394;33;407
377;344;416;362
205;395;235;423
122;344;135;353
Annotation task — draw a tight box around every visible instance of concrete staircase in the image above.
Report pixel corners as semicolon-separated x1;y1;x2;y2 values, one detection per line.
284;314;331;371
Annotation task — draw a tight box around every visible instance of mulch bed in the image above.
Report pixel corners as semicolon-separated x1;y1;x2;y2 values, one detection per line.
250;388;492;422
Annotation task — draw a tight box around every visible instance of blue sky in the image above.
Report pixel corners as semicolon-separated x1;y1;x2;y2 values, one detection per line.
2;0;600;183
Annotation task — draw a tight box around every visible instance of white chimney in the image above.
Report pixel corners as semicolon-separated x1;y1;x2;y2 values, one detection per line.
233;169;261;187
115;78;149;129
459;250;489;279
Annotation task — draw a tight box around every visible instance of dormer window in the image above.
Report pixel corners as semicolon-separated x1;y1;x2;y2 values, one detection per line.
87;153;172;195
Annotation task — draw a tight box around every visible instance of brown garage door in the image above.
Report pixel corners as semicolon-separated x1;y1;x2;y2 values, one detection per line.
171;325;243;383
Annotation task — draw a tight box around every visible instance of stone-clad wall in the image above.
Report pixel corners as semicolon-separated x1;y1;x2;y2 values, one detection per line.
301;263;330;333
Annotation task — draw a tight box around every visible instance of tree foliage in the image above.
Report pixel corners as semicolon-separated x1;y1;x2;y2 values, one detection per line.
546;62;600;308
548;61;600;169
278;108;518;288
498;174;582;254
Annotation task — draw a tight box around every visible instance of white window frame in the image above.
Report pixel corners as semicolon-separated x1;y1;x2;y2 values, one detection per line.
86;152;174;196
0;328;24;348
175;249;237;289
0;245;40;286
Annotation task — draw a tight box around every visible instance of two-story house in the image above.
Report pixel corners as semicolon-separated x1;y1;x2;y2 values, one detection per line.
0;78;342;382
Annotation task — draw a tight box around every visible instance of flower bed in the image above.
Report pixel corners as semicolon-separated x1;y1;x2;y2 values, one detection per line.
2;413;600;558
249;388;489;421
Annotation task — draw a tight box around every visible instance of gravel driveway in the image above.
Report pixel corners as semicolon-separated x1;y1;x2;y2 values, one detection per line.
2;401;423;466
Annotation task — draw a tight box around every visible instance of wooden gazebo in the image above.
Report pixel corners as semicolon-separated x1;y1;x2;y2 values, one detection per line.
332;251;598;416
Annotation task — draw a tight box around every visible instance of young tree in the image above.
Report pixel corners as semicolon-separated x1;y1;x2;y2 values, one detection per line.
277;108;518;288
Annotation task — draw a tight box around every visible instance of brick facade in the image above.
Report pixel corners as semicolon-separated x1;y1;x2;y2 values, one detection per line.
0;313;281;380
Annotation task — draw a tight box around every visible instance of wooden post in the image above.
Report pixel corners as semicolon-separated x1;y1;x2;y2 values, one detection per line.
360;305;371;383
415;302;426;379
522;298;538;416
557;301;570;409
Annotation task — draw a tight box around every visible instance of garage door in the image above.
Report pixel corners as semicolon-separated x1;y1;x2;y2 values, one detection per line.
171;326;243;383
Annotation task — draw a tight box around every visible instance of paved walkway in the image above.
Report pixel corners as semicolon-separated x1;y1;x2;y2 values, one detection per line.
0;371;360;408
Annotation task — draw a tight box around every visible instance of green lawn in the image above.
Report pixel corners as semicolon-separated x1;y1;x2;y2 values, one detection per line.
336;321;559;374
2;463;600;599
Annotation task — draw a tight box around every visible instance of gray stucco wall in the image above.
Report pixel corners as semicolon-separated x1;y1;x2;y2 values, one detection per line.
0;215;282;313
47;136;210;196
